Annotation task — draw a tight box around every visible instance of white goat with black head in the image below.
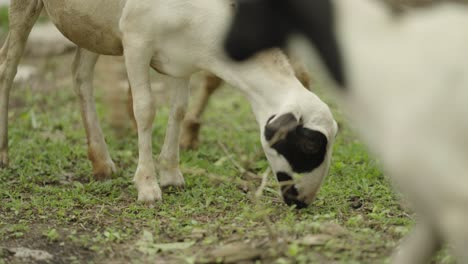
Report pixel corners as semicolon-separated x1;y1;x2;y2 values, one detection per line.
0;0;337;207
225;0;468;262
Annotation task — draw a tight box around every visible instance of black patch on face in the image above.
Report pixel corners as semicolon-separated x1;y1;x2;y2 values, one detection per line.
276;172;307;209
265;114;328;173
225;0;347;87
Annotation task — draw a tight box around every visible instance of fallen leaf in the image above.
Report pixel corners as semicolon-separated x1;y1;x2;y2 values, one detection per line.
210;243;262;263
189;228;207;240
214;156;229;167
320;223;348;237
297;234;332;246
136;231;194;255
153;241;195;252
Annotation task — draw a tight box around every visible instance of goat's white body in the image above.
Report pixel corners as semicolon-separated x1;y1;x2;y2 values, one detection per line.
1;0;336;204
333;1;468;262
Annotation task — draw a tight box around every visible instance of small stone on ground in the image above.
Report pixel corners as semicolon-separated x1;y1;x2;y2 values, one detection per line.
8;247;54;262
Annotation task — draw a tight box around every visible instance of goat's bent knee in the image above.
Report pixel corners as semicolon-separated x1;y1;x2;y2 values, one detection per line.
133;96;155;128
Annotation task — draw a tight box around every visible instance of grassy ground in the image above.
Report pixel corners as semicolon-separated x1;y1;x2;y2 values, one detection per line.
0;6;47;36
0;7;8;36
0;41;455;264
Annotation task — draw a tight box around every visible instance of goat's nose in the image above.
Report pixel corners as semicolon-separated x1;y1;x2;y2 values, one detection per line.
277;172;308;209
282;184;308;209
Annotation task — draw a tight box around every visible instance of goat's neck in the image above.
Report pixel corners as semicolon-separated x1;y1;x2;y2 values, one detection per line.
245;81;300;125
208;59;304;125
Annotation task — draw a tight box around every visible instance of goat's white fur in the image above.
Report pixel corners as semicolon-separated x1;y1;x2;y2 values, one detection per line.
0;0;336;203
293;1;468;262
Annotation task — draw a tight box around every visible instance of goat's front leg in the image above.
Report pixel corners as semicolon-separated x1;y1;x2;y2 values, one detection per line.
123;40;161;202
439;207;468;263
72;48;116;179
392;220;440;264
0;0;43;167
158;77;189;187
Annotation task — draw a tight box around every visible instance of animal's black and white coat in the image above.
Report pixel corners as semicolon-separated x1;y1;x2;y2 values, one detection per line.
225;0;468;263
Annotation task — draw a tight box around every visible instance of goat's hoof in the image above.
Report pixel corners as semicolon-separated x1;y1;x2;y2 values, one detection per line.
180;119;201;150
159;168;185;188
180;136;199;150
137;183;162;203
0;151;8;168
93;160;117;180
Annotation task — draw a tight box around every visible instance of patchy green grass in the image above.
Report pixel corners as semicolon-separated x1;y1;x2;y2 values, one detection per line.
0;54;454;264
0;7;8;33
0;7;49;36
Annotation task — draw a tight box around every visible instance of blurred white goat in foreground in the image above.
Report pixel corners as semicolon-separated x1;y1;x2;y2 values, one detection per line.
225;0;468;263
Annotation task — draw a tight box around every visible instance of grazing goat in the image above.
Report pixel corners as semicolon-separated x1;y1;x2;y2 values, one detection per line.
224;0;468;262
0;0;337;207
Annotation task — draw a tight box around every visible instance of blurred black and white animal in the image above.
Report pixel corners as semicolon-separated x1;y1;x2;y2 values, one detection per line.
0;0;337;207
224;0;468;262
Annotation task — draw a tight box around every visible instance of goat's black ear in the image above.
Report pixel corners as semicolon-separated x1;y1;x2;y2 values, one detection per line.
288;0;346;87
264;113;299;144
224;0;290;61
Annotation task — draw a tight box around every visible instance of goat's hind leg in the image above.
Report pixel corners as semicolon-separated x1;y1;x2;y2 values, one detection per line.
159;77;189;188
0;0;43;167
72;48;116;180
0;35;10;167
180;73;221;150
